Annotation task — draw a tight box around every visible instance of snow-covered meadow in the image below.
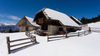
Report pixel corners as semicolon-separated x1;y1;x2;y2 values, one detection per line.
0;22;100;56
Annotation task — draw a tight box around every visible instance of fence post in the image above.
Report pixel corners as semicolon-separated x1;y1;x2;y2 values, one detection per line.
30;36;33;43
66;31;67;38
34;36;37;43
31;36;37;43
29;32;30;37
89;27;91;33
6;37;10;54
78;32;79;37
47;34;49;42
84;31;85;35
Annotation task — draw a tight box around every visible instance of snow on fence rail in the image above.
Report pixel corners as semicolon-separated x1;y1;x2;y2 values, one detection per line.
91;27;100;29
91;30;100;32
6;32;37;54
25;31;37;42
47;30;91;42
90;27;100;33
25;31;32;37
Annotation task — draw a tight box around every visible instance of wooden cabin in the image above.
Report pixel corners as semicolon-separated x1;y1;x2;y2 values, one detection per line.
33;8;81;35
70;16;82;25
16;16;39;32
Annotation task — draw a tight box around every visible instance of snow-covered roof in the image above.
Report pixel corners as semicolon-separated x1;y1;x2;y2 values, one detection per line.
43;8;80;27
70;16;82;24
25;16;39;27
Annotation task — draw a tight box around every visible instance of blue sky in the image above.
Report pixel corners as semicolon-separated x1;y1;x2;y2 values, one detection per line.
0;0;100;24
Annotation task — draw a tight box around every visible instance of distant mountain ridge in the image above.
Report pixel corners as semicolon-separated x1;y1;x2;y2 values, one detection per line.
0;23;19;32
0;23;15;26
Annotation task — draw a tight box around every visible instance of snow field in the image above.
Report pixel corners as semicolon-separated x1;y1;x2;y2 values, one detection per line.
0;22;100;56
0;32;100;56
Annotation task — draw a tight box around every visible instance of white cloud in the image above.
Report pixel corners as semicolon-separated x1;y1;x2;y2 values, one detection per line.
7;15;21;20
0;14;20;25
0;20;16;25
0;13;21;20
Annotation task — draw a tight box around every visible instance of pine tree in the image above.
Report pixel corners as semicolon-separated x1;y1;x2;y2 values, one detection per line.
9;29;12;33
80;17;86;24
80;15;100;24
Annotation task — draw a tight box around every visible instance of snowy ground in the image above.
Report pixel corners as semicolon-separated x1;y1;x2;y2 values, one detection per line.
0;32;100;56
82;22;100;31
88;22;100;28
0;22;100;56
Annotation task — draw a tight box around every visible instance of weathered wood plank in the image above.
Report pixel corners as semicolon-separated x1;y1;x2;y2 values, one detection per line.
47;30;89;42
6;37;11;54
10;38;31;42
67;35;78;37
11;44;34;52
78;32;79;36
48;36;65;39
10;41;32;47
68;33;78;34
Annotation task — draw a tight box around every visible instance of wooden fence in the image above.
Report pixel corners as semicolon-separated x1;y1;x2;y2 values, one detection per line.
47;30;90;42
7;31;37;54
91;30;100;32
25;31;37;42
6;36;36;54
90;27;100;33
25;31;32;37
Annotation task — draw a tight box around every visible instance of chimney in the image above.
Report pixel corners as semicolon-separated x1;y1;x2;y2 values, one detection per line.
57;9;59;12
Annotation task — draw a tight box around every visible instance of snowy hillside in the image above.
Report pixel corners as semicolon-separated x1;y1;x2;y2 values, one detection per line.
82;22;100;31
87;22;100;32
88;22;100;28
0;22;100;56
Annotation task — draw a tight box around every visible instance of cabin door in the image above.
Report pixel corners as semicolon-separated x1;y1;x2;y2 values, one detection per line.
41;25;48;30
26;26;28;31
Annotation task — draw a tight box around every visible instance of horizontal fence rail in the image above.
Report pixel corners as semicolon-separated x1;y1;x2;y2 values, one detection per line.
91;30;100;32
25;31;37;43
10;41;32;47
10;38;31;42
91;27;100;29
47;30;91;42
6;34;37;54
47;35;66;42
10;44;34;52
90;27;100;33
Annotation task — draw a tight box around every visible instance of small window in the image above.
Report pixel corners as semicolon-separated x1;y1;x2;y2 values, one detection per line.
41;25;48;30
59;28;63;31
67;28;76;32
39;15;43;18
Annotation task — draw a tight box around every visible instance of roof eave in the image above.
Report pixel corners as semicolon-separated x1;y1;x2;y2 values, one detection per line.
16;16;25;26
33;8;47;22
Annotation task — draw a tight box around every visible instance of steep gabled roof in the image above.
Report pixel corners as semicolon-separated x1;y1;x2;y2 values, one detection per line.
25;16;39;27
70;16;82;25
43;8;80;27
16;16;39;27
